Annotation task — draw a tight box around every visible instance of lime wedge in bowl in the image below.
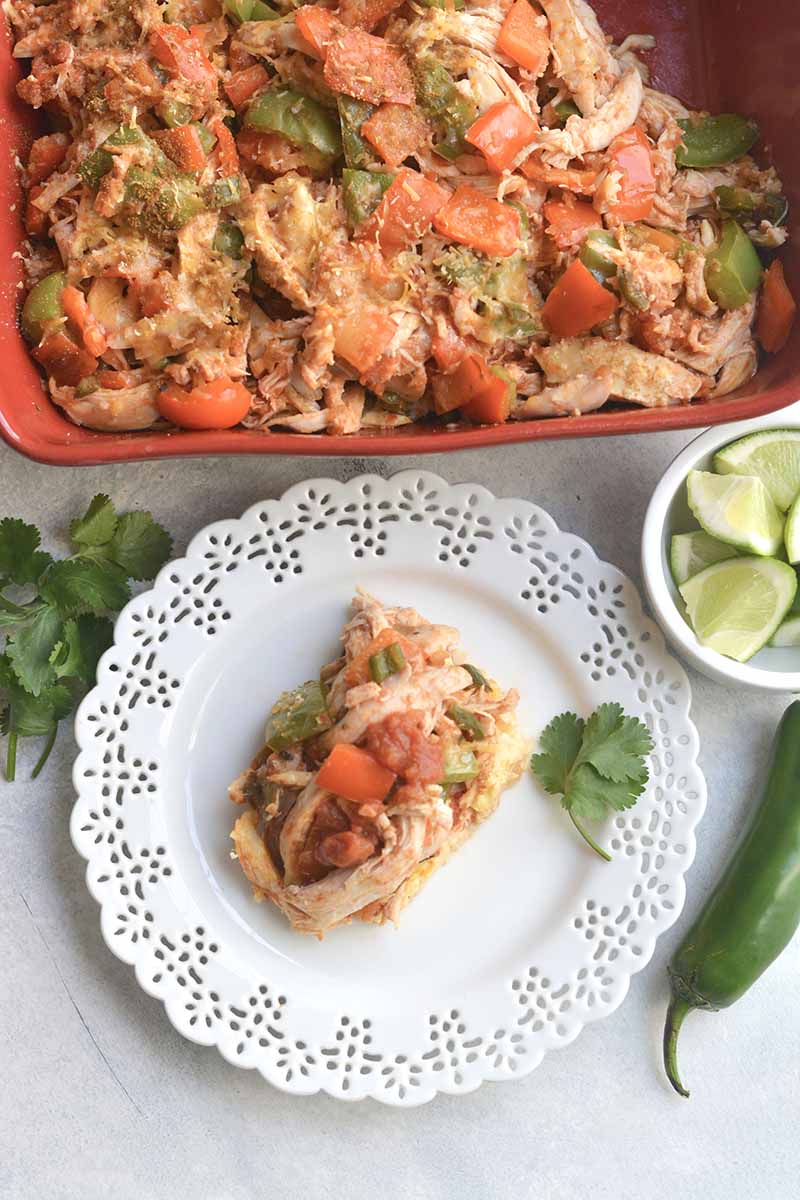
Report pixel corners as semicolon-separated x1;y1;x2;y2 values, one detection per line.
770;584;800;646
784;493;800;564
687;469;784;556
669;530;739;586
713;428;800;511
680;557;798;662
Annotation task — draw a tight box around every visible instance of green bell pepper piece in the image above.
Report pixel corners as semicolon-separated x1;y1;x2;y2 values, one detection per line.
337;95;376;169
448;704;486;741
124;167;205;234
676;114;759;168
246;88;342;162
193;123;217;154
413;57;476;161
705;219;763;310
714;185;788;233
342;167;393;228
21;270;66;343
553;98;580;126
159;99;193;129
369;642;406;684
265;680;332;751
74;376;99;397
579;229;618;280
441;744;479;784
79;125;172;190
251;0;280;17
214;220;245;258
206;175;242;207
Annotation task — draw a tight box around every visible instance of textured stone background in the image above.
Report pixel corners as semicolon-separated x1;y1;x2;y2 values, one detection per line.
1;432;797;1200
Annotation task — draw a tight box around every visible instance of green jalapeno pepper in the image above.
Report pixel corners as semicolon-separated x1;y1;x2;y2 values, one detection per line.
705;219;763;310
448;704;487;741
21;270;66;343
663;701;800;1097
441;744;479;784
265;680;332;752
337;95;376;169
214;220;245;258
245;87;342;163
413;56;476;161
342;167;393;228
675;113;759;168
579;229;618;280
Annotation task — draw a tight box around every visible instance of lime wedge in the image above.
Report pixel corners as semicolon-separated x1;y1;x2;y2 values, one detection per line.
687;469;784;556
770;582;800;645
713;428;800;511
680;556;797;662
670;531;739;586
785;493;800;564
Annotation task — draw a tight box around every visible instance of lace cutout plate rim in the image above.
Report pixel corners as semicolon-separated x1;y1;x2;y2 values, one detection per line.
70;471;706;1106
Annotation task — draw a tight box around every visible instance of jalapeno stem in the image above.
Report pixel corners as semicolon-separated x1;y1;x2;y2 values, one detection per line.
568;809;611;862
663;995;692;1098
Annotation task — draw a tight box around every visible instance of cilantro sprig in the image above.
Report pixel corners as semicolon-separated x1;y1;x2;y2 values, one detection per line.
0;496;172;781
531;703;654;861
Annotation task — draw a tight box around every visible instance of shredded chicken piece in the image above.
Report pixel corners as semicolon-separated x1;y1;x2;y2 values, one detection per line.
535;338;703;405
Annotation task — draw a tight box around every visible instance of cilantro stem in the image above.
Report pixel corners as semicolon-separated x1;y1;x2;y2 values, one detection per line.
569;809;612;862
31;724;58;779
5;731;17;782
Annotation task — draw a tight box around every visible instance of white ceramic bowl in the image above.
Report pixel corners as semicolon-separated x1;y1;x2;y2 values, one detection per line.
642;400;800;692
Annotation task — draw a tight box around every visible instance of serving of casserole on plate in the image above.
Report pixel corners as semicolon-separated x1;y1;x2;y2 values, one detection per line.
1;0;798;463
229;590;528;935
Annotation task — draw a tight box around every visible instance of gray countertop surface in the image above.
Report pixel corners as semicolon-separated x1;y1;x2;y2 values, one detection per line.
1;431;798;1200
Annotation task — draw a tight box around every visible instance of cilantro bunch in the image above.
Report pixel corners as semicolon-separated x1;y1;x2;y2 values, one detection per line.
0;495;172;781
531;703;654;861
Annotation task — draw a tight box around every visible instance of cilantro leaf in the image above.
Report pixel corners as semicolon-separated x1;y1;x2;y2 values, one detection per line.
530;704;652;861
69;494;118;550
569;762;648;820
7;605;63;696
0;518;53;586
531;712;585;795
577;702;654;783
52;614;114;685
40;558;130;615
4;682;73;736
107;511;173;581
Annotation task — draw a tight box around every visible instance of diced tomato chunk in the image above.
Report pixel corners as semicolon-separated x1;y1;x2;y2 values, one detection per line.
27;134;69;185
432;353;513;423
224;64;270;110
149;25;217;90
465;100;538;173
542;259;619;336
334;307;398;373
209;119;240;175
152;125;208;172
295;6;343;59
430;318;468;373
362;103;428;167
496;0;550;74
323;29;415;105
316;743;397;804
433;185;520;257
360;167;449;253
33;332;97;388
96;370;138;390
543;199;603;250
758;260;797;353
338;0;405;31
604;126;655;222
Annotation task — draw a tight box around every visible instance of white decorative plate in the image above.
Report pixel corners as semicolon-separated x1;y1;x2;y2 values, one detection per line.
71;472;706;1105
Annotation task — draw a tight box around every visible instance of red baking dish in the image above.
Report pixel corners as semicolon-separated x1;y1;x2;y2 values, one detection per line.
1;0;798;465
